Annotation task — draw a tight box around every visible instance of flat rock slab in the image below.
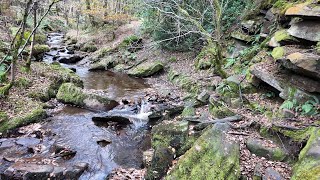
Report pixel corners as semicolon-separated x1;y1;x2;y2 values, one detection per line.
16;137;40;147
250;62;317;102
279;52;320;81
288;21;320;42
3;161;88;180
285;3;320;19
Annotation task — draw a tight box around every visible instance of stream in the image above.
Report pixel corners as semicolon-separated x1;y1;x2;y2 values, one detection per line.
0;33;157;179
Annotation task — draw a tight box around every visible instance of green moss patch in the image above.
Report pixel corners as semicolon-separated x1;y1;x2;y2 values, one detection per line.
56;83;87;106
166;123;240;180
128;61;164;77
0;106;46;133
271;47;285;60
167;69;200;94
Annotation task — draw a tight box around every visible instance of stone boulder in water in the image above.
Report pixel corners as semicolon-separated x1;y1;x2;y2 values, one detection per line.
56;83;118;111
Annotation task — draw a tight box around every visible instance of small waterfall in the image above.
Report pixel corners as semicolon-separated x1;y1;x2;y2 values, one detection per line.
131;100;152;128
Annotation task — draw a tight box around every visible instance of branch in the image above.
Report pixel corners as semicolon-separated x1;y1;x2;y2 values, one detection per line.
18;0;60;57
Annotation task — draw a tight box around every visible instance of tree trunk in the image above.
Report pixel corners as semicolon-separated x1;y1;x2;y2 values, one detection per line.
26;1;37;70
10;0;33;86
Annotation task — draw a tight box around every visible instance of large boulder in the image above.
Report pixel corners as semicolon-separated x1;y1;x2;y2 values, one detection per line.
288;21;320;42
279;52;320;81
166;123;240;180
128;61;164;77
285;3;320;19
291;128;320;179
32;44;50;61
56;83;118;111
146;121;189;180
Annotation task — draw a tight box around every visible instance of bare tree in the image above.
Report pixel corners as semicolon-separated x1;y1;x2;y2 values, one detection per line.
143;0;228;77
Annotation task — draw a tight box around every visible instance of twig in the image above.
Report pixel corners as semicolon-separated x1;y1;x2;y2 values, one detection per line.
228;131;250;136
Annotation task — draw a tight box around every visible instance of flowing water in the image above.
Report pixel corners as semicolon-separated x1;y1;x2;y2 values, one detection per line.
25;33;152;179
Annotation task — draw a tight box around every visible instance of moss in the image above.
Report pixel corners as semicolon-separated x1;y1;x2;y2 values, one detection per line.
15;77;31;88
114;64;126;72
292;128;320;179
271;47;285;60
0;84;12;97
169;57;177;62
56;83;87;106
166;124;240;180
151;121;189;156
33;44;50;56
0;107;46;133
28;88;50;102
231;31;254;42
209;105;235;118
80;43;97;52
119;35;140;48
167;69;200;94
274;126;316;143
48;62;83;87
128;61;164;77
0;111;8;123
181;106;195;118
274;30;296;42
194;47;215;70
34;34;47;44
316;42;320;54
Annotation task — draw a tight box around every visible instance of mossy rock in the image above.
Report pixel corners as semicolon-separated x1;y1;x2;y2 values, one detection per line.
209;105;235;119
145;147;174;180
181;106;195;118
151;121;189;156
194;46;217;70
89;57;116;71
15;77;31;88
80;43;98;52
0;107;46;133
167;69;200;94
270;126;316;143
119;35;141;49
269;29;298;47
291;128;320;179
271;47;285;60
128;61;164;77
56;83;118;110
56;83;87;106
166;123;240;180
34;34;47;44
231;31;254;43
246;138;287;161
32;44;50;60
114;64;126;72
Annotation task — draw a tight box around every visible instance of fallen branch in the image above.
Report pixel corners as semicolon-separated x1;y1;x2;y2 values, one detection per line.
193;115;243;131
228;131;250;136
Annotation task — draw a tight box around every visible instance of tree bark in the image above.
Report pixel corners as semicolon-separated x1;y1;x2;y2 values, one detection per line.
26;1;38;70
10;0;33;85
